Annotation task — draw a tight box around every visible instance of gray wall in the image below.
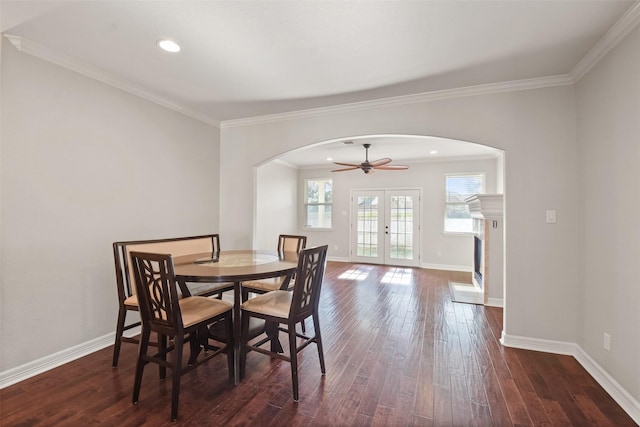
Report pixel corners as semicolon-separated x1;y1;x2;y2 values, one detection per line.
576;24;640;401
0;40;221;371
254;161;299;249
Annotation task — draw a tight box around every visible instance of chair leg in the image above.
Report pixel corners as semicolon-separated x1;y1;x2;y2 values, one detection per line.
288;325;299;401
225;313;234;381
159;334;167;380
313;313;326;374
132;328;150;404
239;312;250;380
171;334;184;422
112;307;127;367
266;321;284;353
188;326;205;365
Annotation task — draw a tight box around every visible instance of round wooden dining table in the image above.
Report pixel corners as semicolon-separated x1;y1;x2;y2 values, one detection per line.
172;250;298;384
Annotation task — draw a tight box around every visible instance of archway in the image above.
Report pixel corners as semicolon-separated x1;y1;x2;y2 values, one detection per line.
254;134;505;308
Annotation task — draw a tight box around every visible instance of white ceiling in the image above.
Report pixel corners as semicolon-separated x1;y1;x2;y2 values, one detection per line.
276;135;501;168
1;0;637;166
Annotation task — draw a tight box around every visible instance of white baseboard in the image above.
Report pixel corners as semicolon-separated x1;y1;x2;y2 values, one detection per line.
501;333;640;425
0;327;140;389
486;297;504;307
421;262;472;272
326;258;472;272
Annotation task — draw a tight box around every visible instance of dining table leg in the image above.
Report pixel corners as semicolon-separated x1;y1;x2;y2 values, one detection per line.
233;280;242;385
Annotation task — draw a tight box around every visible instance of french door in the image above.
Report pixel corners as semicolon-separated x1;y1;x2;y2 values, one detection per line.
351;189;420;267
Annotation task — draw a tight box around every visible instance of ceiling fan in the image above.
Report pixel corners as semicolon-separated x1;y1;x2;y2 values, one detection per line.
331;143;409;174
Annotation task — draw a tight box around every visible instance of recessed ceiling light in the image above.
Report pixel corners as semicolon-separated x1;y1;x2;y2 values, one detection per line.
157;39;181;53
430;150;438;154
326;157;333;161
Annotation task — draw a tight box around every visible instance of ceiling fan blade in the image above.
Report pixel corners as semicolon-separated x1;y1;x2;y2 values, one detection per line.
373;164;409;170
331;166;361;172
332;144;399;173
369;158;392;167
332;161;361;167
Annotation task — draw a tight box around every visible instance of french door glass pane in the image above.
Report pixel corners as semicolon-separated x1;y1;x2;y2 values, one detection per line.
389;195;414;260
357;196;378;257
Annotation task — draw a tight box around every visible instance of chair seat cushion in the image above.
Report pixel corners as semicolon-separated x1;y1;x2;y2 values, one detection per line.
124;281;233;308
241;290;291;319
242;277;293;292
179;296;232;328
124;294;138;307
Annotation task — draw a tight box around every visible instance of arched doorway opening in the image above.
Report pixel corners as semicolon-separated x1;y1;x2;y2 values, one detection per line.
254;134;505;307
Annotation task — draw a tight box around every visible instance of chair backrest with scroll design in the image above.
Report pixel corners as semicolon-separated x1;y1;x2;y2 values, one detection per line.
130;251;183;335
289;245;328;324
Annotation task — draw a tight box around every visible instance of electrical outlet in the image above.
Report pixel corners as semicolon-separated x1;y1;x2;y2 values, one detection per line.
603;333;611;351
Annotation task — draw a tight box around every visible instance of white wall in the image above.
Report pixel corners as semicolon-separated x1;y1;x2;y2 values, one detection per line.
296;157;498;271
0;41;221;371
576;24;640;401
254;161;298;249
220;85;580;346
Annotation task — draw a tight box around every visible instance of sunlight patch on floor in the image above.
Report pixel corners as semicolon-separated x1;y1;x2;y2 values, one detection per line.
339;268;370;281
381;268;413;286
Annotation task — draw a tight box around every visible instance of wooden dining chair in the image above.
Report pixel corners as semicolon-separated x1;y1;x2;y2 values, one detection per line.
240;245;328;401
130;251;234;422
241;234;307;301
112;234;234;367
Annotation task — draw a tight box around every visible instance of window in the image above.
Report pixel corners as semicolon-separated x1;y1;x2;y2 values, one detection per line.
444;173;484;233
304;178;332;229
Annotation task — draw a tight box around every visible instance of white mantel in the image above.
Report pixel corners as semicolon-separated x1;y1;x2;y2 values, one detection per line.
465;194;504;219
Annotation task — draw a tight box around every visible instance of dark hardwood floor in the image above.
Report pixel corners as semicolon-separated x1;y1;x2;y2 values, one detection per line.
1;262;636;426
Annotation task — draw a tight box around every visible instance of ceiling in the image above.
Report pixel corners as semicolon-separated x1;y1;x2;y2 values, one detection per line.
1;0;637;167
276;136;501;169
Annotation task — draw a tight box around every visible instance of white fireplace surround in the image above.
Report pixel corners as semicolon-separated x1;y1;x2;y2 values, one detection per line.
465;194;504;307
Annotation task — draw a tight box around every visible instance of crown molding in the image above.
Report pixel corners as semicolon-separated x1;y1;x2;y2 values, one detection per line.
4;34;220;128
570;1;640;82
221;74;573;128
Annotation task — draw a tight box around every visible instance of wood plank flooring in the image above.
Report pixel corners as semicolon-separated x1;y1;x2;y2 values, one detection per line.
1;262;636;426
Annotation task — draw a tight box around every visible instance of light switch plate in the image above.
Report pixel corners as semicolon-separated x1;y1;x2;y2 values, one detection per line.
546;210;556;223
